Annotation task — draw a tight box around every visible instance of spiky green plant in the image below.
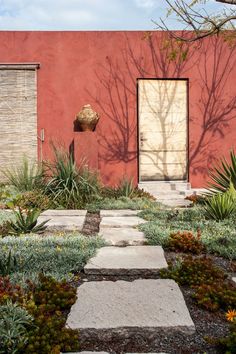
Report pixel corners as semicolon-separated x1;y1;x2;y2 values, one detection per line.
208;150;236;193
45;147;100;209
0;301;33;354
8;208;49;235
0;250;32;276
117;177;135;198
204;191;236;221
2;157;44;192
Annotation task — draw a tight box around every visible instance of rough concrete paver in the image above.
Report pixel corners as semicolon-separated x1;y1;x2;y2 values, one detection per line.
100;216;147;228
66;279;195;334
38;215;85;231
100;210;141;217
84;246;168;275
41;209;87;216
99;227;147;246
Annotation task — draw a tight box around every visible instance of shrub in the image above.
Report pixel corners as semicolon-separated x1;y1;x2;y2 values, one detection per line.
208;149;236;193
193;281;236;311
160;256;226;286
217;322;236;353
2;157;45;192
18;274;79;354
0;221;11;237
15;190;51;211
0;301;33;354
117;177;136;198
204;190;236;221
45;148;100;209
167;230;205;254
8;208;49;235
0;277;24;305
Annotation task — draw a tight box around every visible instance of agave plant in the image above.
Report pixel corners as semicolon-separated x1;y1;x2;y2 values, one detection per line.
208;150;236;194
117;177;135;198
2;156;45;192
8;208;49;235
45;147;100;209
0;250;32;276
204;191;236;221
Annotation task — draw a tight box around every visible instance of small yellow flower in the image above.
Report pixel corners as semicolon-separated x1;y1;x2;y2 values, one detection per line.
56;246;62;252
226;309;236;322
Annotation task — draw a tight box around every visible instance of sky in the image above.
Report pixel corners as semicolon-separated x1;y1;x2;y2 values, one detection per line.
0;0;226;30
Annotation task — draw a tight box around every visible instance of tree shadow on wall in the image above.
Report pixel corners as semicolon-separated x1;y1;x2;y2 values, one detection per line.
189;36;236;176
87;32;236;181
87;32;195;172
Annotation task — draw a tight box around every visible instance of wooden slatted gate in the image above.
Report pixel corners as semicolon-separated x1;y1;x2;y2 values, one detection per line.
138;79;188;181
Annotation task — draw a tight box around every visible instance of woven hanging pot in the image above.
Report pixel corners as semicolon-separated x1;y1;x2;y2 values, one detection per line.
76;104;99;132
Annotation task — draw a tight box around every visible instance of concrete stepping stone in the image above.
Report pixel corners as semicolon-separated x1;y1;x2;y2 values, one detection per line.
84;246;168;275
100;216;147;228
66;279;195;335
41;209;87;216
99;227;147;246
100;209;140;217
38;215;85;231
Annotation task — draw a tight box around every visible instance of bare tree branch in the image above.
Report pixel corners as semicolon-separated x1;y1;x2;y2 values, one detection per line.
155;0;236;42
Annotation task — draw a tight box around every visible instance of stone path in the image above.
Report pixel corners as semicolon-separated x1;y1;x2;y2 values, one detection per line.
99;209;147;246
138;182;193;208
67;279;195;334
64;209;195;353
38;209;86;231
84;246;168;275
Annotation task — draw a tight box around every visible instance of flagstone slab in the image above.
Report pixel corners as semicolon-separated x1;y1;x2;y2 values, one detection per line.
38;215;85;231
232;277;236;284
66;279;195;335
41;209;87;216
84;246;168;275
100;216;147;228
99;227;147;246
100;209;141;217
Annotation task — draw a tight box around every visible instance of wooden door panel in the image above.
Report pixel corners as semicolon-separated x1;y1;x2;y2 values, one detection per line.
139;79;188;181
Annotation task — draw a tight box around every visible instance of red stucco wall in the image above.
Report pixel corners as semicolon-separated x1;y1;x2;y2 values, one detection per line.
0;31;236;187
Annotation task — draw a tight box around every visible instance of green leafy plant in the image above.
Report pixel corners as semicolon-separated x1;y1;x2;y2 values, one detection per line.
45;147;100;209
0;234;104;283
217;321;236;353
2;157;45;192
208;149;236;193
117;177;136;198
194;281;236;312
0;277;24;305
204;190;236;221
167;230;205;254
0;250;32;277
0;301;33;354
160;256;226;286
8;208;49;235
13;190;51;211
0;221;11;237
18;274;79;354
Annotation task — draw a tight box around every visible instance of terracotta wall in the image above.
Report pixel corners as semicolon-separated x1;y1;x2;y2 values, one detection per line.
0;31;236;187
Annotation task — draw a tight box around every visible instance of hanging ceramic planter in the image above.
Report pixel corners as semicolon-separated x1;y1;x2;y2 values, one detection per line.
76;104;99;132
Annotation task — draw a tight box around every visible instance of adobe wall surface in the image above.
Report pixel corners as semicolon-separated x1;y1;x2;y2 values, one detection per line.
0;31;235;187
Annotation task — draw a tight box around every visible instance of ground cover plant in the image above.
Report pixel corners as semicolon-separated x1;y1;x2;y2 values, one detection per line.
138;206;236;259
0;233;103;353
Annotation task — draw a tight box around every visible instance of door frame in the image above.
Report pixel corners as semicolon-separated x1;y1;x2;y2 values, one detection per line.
137;78;190;183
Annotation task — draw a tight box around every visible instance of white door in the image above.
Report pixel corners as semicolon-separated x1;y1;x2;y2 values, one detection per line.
138;79;188;181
